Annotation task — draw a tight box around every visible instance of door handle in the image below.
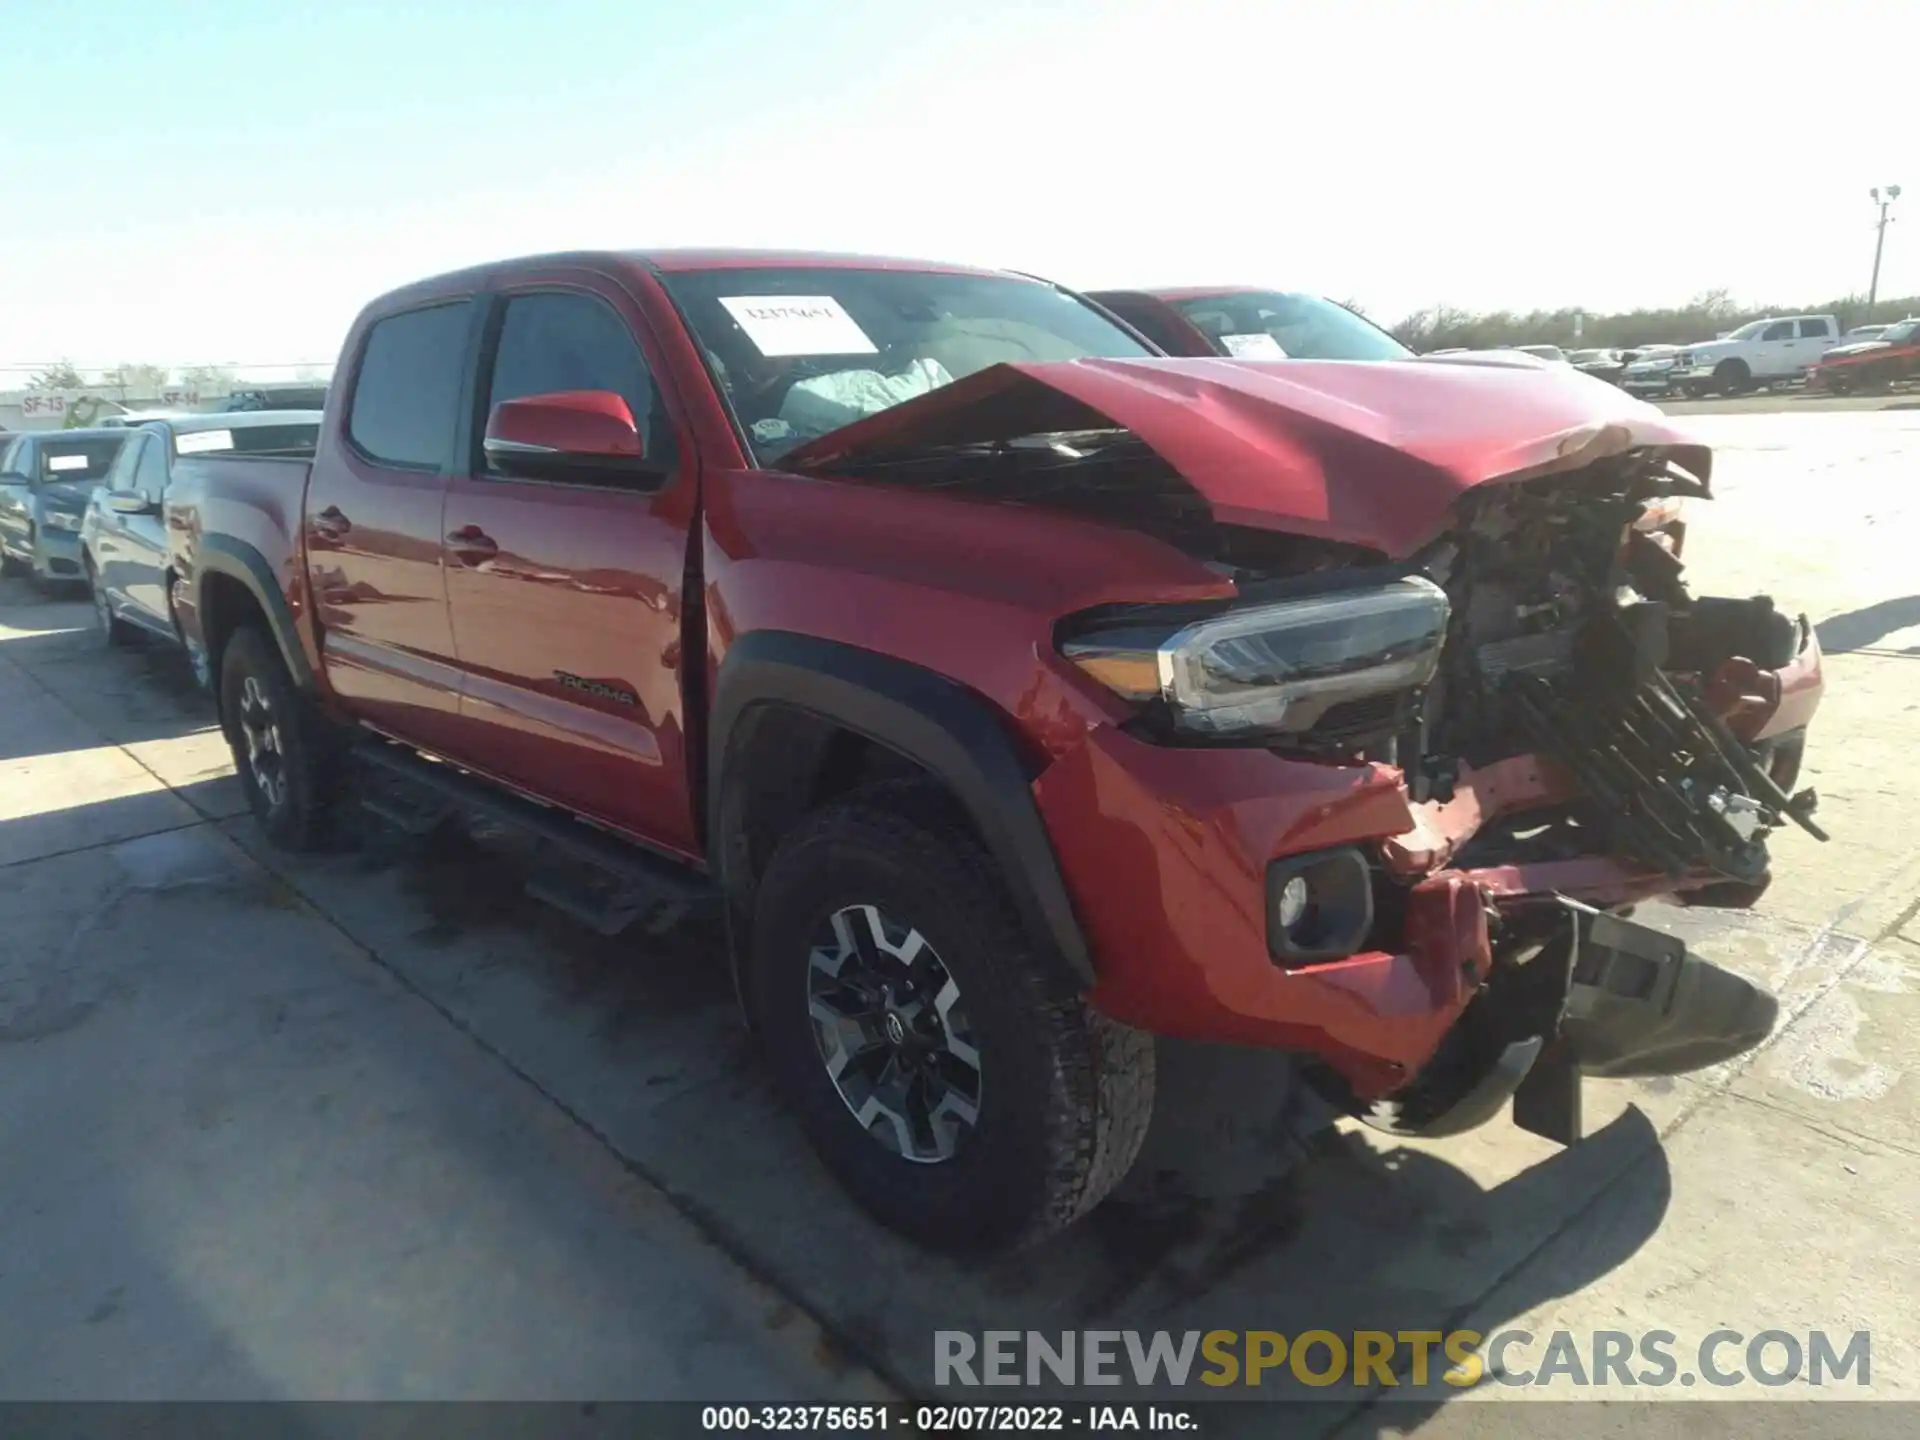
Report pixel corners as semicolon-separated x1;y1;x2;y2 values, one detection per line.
446;525;499;564
312;505;351;540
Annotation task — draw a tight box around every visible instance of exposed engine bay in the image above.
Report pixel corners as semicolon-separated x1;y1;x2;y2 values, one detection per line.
1403;453;1827;887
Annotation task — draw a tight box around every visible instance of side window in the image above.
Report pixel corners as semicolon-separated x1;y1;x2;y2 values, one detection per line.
482;291;677;476
1096;297;1189;355
1760;321;1795;341
103;434;144;493
135;435;170;501
1798;318;1832;339
347;300;474;469
0;439;23;478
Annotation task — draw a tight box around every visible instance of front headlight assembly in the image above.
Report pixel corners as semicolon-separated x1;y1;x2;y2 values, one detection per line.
1060;576;1451;741
43;510;85;533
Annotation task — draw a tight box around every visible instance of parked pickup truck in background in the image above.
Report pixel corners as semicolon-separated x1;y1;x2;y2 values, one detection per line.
1668;314;1842;395
167;248;1829;1253
80;410;321;659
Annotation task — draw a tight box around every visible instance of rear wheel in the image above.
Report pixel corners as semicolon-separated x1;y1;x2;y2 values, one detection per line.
218;625;337;850
747;784;1154;1253
85;556;136;647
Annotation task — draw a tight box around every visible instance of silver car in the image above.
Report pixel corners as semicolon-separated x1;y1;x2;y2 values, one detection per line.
0;429;132;587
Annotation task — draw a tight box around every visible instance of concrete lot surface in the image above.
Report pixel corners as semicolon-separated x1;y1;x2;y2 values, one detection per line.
2;411;1916;1430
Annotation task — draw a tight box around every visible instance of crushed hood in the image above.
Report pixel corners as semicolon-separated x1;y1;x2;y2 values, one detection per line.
784;357;1709;558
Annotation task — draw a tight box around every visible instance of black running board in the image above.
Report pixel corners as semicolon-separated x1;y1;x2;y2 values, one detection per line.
352;740;716;937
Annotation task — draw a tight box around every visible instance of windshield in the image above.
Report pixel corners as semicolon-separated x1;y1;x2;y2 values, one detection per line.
168;421;322;458
1722;320;1770;341
1170;291;1409;362
25;436;127;485
657;267;1152;464
1877;321;1917;345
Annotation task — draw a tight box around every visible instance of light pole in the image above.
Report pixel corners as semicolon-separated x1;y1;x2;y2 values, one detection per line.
1866;184;1902;319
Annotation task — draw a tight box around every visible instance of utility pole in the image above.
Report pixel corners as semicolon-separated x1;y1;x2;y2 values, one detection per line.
1867;184;1902;319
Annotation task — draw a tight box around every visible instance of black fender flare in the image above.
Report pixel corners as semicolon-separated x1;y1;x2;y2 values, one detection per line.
192;535;317;694
708;631;1094;993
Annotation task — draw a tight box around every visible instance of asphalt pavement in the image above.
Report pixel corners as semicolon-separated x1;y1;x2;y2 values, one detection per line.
1;410;1916;1427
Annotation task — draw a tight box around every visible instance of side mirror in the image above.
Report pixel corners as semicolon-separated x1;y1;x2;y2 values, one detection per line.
107;490;158;516
483;390;657;484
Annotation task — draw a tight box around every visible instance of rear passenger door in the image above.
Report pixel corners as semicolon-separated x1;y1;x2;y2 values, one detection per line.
305;299;474;752
1796;317;1835;363
440;278;700;857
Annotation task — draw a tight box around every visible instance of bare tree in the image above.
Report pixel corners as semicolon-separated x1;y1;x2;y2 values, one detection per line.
100;362;172;400
27;360;85;390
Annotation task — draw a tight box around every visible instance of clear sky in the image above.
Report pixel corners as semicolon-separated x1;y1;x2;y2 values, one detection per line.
1;0;1910;375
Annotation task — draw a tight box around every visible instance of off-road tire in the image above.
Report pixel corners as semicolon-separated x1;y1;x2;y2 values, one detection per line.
84;557;136;647
748;782;1154;1253
219;625;337;851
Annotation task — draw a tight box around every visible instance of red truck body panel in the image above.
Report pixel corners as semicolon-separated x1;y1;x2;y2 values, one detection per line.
170;248;1823;1104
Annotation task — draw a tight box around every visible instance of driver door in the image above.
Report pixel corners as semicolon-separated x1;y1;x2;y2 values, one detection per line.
92;430;174;633
440;276;701;857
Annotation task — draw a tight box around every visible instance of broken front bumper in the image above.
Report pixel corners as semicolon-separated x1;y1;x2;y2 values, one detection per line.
1352;901;1777;1146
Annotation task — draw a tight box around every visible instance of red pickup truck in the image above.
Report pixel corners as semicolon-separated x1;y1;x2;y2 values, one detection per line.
166;248;1827;1253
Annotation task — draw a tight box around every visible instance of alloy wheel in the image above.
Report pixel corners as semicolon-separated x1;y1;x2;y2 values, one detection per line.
237;674;287;811
807;903;983;1163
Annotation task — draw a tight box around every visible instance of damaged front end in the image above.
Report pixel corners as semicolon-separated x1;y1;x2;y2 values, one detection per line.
1049;451;1826;1143
793;357;1827;1147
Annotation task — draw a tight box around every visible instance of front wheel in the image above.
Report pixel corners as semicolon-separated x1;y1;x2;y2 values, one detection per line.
1712;359;1752;396
218;626;337;850
747;785;1154;1253
85;557;137;647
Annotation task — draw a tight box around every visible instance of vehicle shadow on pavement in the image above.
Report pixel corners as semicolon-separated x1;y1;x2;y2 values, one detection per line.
228;800;1675;1429
1815;595;1920;655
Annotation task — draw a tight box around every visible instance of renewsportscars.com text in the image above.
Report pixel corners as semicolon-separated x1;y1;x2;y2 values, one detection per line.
934;1329;1872;1391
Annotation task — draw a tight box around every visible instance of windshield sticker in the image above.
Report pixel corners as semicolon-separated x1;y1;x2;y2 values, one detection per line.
719;296;878;358
46;453;92;471
175;429;234;455
1220;333;1288;359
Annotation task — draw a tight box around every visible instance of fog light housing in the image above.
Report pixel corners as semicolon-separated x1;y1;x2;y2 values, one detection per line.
1266;847;1374;965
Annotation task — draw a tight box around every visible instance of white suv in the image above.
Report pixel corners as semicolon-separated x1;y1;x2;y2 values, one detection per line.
1667;315;1841;395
